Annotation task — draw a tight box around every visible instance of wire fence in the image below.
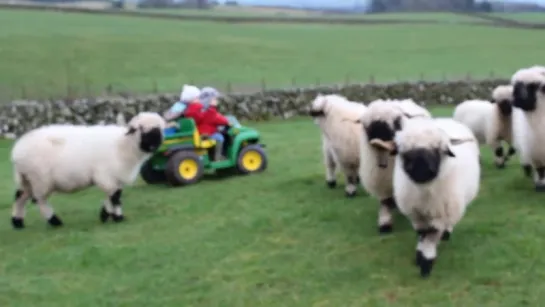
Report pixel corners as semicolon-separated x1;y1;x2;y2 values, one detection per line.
0;70;508;103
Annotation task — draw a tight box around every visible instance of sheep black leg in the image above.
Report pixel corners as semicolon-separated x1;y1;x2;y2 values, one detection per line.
324;148;337;189
441;231;451;241
508;146;516;157
378;197;397;234
110;189;124;222
48;215;63;227
494;147;505;169
523;164;533;178
415;226;441;278
535;167;545;192
11;189;27;229
345;175;357;198
100;206;110;223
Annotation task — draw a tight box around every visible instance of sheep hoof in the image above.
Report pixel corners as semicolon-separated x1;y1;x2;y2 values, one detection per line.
495;163;506;169
11;217;24;229
99;207;110;223
326;180;336;189
419;257;435;278
523;165;533;178
48;214;63;227
441;231;451;241
415;250;424;266
345;190;356;198
535;184;545;192
112;214;125;223
378;224;393;234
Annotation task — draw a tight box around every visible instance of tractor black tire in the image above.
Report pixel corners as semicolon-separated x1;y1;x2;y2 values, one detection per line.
140;159;167;184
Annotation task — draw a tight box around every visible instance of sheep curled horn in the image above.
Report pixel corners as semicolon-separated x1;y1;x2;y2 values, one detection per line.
343;106;433;155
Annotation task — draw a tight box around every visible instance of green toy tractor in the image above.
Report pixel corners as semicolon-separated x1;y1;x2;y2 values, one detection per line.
140;115;268;186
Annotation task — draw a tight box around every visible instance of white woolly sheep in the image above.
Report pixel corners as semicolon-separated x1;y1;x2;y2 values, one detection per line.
510;67;545;191
391;117;480;278
10;112;167;229
346;98;431;234
452;85;515;168
309;94;368;197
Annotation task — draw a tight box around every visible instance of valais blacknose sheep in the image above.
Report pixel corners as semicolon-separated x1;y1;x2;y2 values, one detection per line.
510;67;545;191
10;112;167;229
309;94;368;197
391;117;480;278
346;99;431;234
452;85;515;168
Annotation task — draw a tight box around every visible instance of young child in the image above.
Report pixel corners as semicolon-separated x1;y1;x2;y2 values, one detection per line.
185;87;230;160
163;84;201;136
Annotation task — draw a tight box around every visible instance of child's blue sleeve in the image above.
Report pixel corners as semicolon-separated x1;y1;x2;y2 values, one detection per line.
169;102;187;114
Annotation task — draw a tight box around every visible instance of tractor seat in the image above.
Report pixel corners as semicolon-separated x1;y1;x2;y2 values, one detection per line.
199;135;216;149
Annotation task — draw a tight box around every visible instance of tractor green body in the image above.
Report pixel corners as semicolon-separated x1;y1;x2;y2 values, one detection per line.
149;116;260;172
140;115;267;186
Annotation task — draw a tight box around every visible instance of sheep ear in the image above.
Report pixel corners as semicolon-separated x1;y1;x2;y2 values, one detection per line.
445;147;456;157
126;126;137;135
450;138;474;145
389;143;398;156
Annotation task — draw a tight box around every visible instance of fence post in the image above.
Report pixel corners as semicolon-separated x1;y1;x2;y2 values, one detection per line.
152;79;158;93
344;73;350;86
226;81;232;94
21;84;27;100
260;78;266;92
369;74;375;85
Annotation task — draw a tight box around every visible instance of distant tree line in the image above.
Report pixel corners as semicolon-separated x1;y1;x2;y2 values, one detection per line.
368;0;493;13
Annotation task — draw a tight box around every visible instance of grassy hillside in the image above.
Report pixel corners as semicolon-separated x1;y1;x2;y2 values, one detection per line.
1;9;544;99
1;105;545;306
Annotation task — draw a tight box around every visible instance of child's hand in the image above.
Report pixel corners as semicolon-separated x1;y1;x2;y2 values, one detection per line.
210;98;218;106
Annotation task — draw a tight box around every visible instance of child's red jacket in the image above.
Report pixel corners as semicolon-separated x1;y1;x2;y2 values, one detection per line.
184;103;229;136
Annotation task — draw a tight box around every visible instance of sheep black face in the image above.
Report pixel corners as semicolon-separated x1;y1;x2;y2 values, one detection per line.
492;99;513;116
365;117;402;168
513;82;539;112
139;127;163;153
401;147;454;184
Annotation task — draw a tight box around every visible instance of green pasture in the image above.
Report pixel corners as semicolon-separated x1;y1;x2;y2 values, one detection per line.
1;9;545;100
492;12;545;22
1;105;545;306
141;8;488;22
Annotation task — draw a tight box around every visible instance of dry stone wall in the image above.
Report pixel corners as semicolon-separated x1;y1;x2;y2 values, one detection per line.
0;78;509;138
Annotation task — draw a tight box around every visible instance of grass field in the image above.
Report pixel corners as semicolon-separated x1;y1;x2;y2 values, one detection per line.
141;8;490;22
1;9;545;100
1;105;545;306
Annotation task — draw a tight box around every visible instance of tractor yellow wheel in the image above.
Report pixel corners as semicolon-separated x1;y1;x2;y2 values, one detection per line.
178;159;199;180
237;144;267;174
165;151;204;186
